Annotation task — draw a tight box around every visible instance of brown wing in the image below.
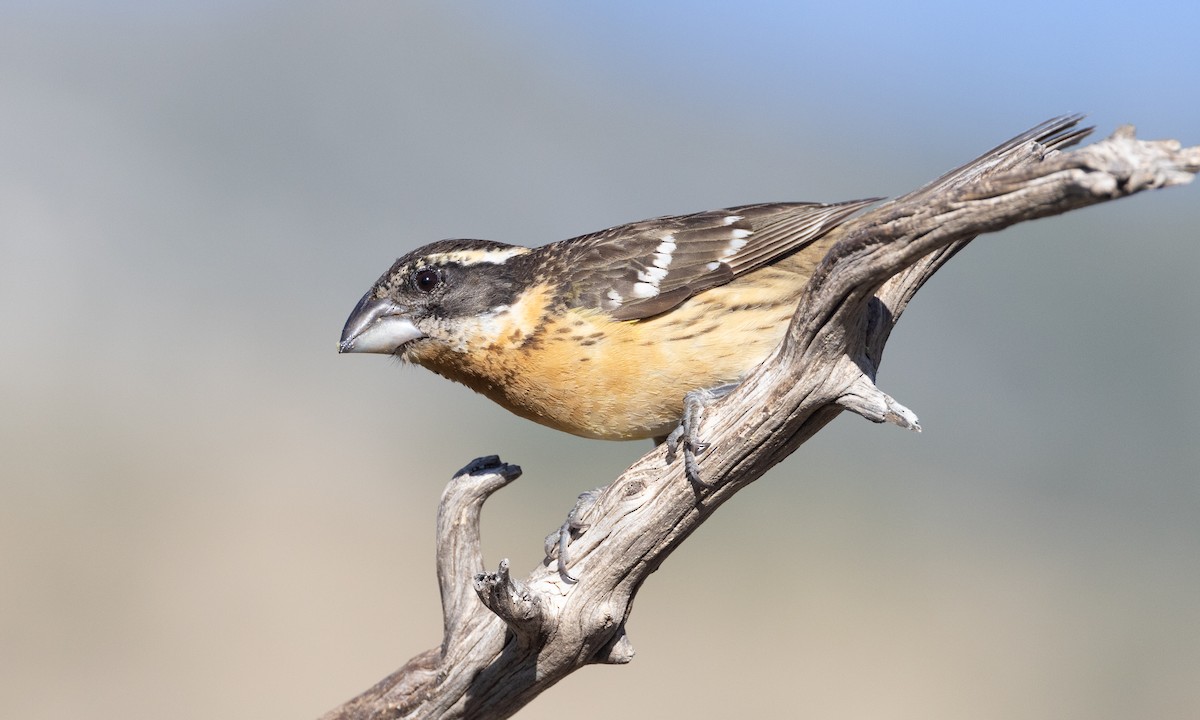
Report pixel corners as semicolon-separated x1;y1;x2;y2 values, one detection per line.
541;198;878;321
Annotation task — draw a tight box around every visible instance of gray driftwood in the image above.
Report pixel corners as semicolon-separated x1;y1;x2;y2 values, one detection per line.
322;117;1199;720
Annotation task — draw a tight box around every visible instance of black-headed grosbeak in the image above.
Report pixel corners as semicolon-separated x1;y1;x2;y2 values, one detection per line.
338;199;878;443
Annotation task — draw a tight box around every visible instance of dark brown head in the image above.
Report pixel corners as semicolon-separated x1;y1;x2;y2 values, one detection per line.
338;239;536;359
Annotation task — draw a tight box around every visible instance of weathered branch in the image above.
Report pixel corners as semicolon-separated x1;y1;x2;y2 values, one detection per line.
321;117;1198;720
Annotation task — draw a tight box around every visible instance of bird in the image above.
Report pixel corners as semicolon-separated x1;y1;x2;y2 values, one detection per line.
340;115;1094;453
339;115;1091;579
338;198;879;445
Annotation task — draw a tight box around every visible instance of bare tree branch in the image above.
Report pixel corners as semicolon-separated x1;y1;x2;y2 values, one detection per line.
321;118;1199;720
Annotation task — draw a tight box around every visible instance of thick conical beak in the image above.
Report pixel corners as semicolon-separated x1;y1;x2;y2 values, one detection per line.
338;293;424;354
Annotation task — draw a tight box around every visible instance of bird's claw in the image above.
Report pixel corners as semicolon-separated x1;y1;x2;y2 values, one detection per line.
665;383;737;489
546;488;601;583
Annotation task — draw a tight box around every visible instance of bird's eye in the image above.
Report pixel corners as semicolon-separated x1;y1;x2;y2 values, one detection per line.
414;268;441;293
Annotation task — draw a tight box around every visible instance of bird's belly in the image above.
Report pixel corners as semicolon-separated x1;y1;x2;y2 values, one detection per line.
503;292;799;440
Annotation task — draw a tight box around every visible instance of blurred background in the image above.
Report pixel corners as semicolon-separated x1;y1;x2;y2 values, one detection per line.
2;2;1198;719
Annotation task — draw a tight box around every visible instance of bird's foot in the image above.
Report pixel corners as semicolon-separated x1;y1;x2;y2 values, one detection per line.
664;382;738;489
545;488;601;583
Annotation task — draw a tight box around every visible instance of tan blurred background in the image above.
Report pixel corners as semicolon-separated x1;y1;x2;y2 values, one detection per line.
2;2;1198;719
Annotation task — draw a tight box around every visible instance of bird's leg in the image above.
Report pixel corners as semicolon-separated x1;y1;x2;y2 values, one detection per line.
663;382;739;488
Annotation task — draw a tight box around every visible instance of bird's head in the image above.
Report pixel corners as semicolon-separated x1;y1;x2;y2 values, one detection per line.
338;239;534;360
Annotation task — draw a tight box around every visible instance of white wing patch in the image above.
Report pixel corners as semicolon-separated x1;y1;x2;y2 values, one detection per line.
723;228;751;257
631;281;658;298
637;265;668;283
653;235;676;269
600;218;760;312
623;233;679;300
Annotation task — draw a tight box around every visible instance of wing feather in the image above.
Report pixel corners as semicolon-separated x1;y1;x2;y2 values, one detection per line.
541;198;878;320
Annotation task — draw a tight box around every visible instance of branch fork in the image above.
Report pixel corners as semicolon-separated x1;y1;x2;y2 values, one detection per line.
473;560;544;647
